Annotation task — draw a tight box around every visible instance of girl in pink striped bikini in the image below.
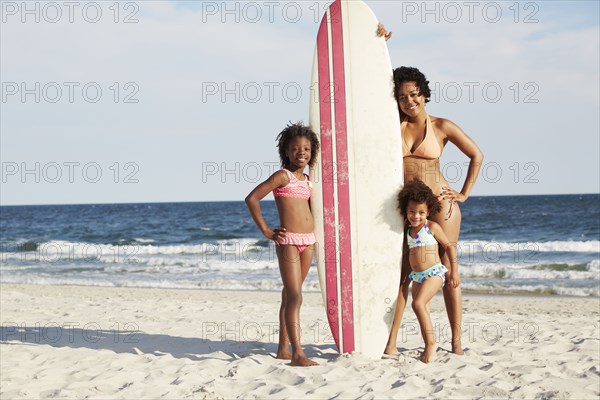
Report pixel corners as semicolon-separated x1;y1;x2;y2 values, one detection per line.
245;122;320;367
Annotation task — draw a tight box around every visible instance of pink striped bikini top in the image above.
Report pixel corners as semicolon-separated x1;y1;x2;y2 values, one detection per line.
273;169;311;200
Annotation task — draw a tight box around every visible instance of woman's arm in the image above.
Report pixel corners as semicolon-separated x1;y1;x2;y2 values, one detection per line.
438;118;484;202
245;170;288;241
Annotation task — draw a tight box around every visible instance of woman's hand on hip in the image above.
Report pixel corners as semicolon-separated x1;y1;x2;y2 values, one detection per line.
440;186;467;204
446;271;460;288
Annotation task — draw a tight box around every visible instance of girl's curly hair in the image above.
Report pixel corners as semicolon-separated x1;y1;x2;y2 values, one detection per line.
393;66;431;112
397;179;441;218
276;122;320;168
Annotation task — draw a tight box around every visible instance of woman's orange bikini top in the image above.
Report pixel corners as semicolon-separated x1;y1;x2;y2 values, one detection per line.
402;115;442;160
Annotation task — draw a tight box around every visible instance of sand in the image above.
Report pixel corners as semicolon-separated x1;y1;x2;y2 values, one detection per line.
1;283;599;399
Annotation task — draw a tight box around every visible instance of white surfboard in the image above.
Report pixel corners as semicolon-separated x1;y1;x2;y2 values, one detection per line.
309;0;404;357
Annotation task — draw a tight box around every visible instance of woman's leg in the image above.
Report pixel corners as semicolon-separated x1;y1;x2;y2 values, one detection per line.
431;203;464;354
276;245;317;366
411;277;443;363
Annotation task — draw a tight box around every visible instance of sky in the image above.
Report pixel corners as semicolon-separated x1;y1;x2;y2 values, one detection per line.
1;0;599;205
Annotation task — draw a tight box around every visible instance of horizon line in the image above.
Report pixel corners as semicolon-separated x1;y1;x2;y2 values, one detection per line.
1;192;598;207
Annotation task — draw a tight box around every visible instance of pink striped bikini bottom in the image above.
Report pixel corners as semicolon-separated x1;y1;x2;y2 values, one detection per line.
277;232;316;253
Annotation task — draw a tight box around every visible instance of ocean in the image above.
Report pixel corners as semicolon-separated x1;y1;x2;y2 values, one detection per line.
1;194;598;296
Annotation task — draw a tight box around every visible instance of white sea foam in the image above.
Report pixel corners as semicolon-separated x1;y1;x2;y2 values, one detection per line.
1;239;271;261
2;238;598;296
132;238;156;243
3;239;596;263
461;282;600;297
461;260;600;280
3;270;597;296
458;240;599;253
0;274;322;292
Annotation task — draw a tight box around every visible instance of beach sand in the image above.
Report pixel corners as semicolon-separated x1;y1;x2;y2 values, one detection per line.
1;283;599;399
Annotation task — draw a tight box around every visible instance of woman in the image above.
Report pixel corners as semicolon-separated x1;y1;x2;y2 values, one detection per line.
378;24;484;356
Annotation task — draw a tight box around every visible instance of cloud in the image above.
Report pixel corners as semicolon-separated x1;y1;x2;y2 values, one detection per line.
1;0;598;204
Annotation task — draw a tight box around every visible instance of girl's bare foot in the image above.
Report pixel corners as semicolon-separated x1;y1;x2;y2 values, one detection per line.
291;355;318;367
276;351;292;360
276;344;292;360
383;344;399;356
452;340;464;355
419;344;438;363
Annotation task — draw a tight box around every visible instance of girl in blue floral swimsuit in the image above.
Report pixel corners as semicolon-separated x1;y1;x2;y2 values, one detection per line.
398;179;459;363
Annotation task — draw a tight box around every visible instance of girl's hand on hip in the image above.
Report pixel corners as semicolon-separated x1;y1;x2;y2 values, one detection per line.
265;227;287;243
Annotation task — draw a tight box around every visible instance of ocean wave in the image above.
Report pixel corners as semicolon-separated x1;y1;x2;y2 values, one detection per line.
0;238;272;261
458;240;599;253
5;238;597;258
462;282;600;297
461;260;600;280
2;272;597;297
0;274;321;292
0;264;38;271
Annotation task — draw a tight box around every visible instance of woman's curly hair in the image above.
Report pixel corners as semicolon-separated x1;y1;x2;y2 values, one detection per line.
276;122;320;168
397;179;441;218
393;66;431;106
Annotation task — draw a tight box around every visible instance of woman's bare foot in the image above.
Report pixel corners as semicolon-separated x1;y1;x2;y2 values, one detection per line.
419;344;438;363
383;344;399;356
452;340;464;355
291;354;318;367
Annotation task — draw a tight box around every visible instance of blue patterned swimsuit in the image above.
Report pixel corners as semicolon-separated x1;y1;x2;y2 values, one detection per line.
407;220;448;285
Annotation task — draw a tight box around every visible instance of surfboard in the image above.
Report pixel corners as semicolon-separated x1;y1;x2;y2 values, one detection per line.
309;0;404;357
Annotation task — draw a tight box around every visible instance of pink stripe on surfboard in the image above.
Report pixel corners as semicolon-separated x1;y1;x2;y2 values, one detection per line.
316;9;340;349
329;0;354;354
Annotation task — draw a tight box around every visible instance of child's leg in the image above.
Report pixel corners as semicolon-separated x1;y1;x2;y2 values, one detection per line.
411;277;443;363
276;245;317;366
384;258;411;355
276;244;314;360
277;289;291;359
442;273;463;354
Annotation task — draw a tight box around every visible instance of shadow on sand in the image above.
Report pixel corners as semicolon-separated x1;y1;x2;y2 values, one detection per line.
0;325;337;363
